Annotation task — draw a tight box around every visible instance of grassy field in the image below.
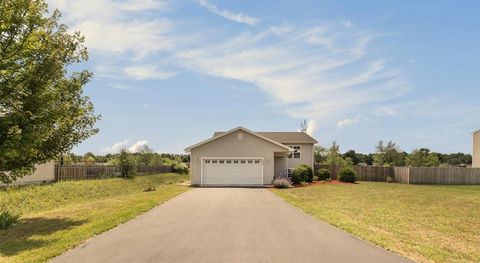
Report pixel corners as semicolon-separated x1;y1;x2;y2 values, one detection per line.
272;182;480;263
0;173;190;263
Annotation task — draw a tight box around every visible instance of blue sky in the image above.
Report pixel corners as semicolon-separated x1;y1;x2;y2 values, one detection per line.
47;0;480;154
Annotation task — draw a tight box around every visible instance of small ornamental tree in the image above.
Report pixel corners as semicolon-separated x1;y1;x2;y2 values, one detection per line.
118;149;135;178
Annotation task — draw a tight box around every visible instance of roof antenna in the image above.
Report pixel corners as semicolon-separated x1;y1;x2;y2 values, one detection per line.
300;120;307;133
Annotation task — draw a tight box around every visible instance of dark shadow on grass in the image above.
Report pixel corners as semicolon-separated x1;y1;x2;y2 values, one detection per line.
0;217;85;256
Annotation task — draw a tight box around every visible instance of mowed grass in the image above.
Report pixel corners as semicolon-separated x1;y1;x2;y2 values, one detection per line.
272;182;480;263
0;173;190;263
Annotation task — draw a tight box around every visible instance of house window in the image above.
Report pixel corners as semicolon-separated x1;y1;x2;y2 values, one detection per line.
226;160;231;164
240;160;246;164
219;160;225;164
205;160;210;164
233;160;238;163
255;160;260;164
285;168;293;176
237;133;243;141
288;145;301;159
247;160;253;164
212;160;218;164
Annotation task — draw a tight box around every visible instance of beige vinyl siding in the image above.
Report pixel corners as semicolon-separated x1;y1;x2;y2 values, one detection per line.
190;131;288;185
284;143;314;170
474;132;480;168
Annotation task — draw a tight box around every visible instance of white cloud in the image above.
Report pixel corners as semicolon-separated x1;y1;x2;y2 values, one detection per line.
110;83;129;90
47;0;173;65
100;139;151;154
128;140;149;153
199;0;259;25
121;0;168;11
123;65;177;80
48;0;408;127
174;23;407;122
337;114;362;128
74;19;172;57
100;139;129;154
306;119;317;136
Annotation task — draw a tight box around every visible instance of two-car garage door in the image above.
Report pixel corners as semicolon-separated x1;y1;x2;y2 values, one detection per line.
202;158;263;185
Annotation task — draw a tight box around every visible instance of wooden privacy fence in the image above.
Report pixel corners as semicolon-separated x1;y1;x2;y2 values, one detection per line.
315;164;480;185
408;167;480;185
316;165;393;181
55;164;172;181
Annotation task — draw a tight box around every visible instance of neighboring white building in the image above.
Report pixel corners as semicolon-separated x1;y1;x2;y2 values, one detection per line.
2;161;56;186
473;130;480;168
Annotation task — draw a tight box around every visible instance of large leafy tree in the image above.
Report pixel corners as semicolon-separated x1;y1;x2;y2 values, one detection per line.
0;0;99;183
406;148;441;167
373;140;406;167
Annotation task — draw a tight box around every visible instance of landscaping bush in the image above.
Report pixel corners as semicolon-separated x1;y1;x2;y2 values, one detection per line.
338;167;356;183
171;162;189;174
316;168;331;181
0;210;20;230
272;177;292;188
291;164;313;184
143;181;156;192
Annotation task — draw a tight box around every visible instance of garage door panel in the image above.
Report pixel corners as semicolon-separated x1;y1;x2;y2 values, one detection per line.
202;159;263;185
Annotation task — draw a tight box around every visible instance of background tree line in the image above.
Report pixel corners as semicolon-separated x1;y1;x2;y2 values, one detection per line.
315;140;472;168
60;145;190;167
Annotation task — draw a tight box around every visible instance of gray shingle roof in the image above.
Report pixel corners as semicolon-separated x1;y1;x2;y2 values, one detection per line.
213;131;317;144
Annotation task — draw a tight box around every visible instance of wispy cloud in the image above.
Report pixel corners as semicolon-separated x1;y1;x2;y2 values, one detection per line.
49;0;410;136
337;114;362;128
47;0;174;78
199;0;259;25
174;22;407;123
123;65;177;80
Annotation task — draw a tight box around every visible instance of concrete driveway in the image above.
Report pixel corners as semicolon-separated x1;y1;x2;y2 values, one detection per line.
52;188;412;263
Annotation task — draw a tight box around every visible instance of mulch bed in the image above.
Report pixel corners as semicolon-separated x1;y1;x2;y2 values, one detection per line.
292;180;351;187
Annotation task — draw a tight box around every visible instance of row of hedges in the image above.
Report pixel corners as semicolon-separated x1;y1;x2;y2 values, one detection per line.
274;164;357;188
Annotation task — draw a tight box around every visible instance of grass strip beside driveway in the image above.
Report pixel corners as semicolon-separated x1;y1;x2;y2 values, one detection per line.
272;182;480;263
0;173;190;263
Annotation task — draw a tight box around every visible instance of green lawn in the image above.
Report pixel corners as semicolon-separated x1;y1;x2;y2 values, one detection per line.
272;182;480;263
0;173;190;263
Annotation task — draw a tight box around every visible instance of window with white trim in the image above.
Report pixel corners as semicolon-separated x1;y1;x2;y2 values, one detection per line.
287;145;301;159
285;168;293;176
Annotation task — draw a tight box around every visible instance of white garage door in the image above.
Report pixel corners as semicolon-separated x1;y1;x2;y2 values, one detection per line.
202;158;263;185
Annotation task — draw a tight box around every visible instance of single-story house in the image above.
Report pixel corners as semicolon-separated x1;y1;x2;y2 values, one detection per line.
473;130;480;168
185;126;317;186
